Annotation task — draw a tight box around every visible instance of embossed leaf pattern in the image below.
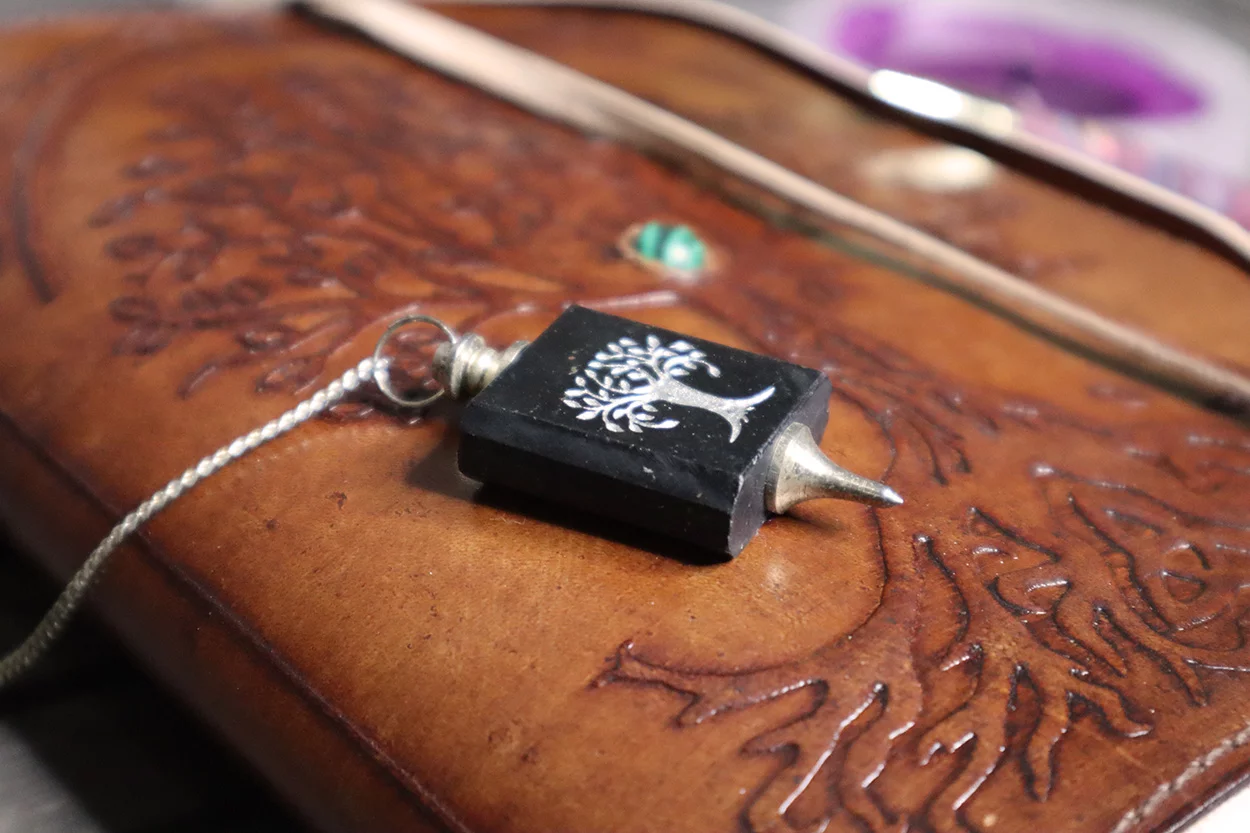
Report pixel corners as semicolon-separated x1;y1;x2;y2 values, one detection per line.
561;334;720;435
90;69;640;404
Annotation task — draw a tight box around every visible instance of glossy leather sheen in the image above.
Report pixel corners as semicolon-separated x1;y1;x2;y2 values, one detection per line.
2;7;1250;833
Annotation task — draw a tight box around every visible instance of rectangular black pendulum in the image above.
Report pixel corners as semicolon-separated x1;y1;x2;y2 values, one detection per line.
452;306;898;557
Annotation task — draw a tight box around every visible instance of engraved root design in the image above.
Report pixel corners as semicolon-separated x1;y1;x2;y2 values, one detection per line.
599;521;926;833
562;334;774;441
599;302;1250;833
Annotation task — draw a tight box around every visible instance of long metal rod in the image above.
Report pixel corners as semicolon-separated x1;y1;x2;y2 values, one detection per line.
431;0;1250;271
301;0;1250;415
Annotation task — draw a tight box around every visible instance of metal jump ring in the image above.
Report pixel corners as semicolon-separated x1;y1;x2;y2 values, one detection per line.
372;315;459;409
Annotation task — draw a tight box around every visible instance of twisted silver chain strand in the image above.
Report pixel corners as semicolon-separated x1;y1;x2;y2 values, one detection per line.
0;357;380;689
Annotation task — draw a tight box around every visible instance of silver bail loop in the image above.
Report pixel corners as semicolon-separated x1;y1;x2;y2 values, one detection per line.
371;314;528;409
371;315;460;409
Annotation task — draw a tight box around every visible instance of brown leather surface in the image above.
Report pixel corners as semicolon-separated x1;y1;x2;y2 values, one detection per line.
2;7;1250;833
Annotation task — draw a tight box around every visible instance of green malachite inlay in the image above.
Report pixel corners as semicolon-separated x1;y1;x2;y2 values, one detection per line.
632;222;707;272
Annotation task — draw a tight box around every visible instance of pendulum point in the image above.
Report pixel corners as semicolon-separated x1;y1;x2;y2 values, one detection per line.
765;423;903;514
451;306;900;554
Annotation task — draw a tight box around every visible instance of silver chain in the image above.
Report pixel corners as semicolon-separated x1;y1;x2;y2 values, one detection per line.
0;356;381;689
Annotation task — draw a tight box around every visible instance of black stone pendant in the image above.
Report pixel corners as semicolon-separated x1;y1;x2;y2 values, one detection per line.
442;306;900;556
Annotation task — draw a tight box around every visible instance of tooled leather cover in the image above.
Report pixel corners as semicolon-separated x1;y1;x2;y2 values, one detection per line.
3;7;1250;833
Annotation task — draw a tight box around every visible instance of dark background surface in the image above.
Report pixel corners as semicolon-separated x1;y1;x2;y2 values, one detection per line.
0;536;306;832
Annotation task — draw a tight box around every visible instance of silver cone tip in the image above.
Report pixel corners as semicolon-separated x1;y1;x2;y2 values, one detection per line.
877;485;905;507
765;423;904;514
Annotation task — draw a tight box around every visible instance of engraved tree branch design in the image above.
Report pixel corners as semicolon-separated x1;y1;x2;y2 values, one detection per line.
562;334;774;441
88;68;656;400
93;72;486;397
